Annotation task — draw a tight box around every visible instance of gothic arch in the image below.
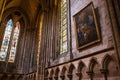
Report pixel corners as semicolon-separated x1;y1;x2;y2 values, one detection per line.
76;61;86;80
88;58;98;72
54;67;60;80
61;66;67;75
55;67;60;77
87;58;98;80
49;69;54;78
67;64;75;80
68;64;75;74
60;66;67;80
102;54;112;69
100;54;120;79
78;61;85;73
2;7;30;27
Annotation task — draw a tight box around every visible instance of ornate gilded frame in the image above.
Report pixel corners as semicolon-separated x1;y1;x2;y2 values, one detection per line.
73;2;101;50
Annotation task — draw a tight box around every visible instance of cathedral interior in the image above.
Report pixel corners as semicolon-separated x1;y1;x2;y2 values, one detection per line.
0;0;120;80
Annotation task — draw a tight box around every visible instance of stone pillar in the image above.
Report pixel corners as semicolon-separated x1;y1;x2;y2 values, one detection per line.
87;71;93;80
100;69;108;80
106;0;120;69
67;74;72;80
60;75;65;80
76;72;82;80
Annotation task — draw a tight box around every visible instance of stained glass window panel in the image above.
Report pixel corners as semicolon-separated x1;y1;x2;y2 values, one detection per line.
0;19;13;61
60;0;67;54
8;22;20;62
63;36;67;42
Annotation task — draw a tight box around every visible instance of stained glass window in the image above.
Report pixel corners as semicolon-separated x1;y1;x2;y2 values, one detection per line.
8;22;20;62
0;19;13;61
60;0;68;54
0;19;20;62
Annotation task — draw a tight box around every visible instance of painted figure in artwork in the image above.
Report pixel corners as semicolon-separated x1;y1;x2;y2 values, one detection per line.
74;3;100;48
4;37;9;46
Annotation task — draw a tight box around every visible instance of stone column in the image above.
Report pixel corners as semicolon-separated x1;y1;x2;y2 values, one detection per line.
67;74;72;80
76;72;82;80
100;69;108;80
60;75;65;80
106;0;120;69
87;71;93;80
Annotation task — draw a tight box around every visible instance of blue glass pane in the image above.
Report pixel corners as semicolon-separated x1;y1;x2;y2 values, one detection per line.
0;19;13;61
8;21;20;62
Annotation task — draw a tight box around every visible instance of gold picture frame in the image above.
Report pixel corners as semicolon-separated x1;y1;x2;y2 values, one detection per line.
73;2;101;50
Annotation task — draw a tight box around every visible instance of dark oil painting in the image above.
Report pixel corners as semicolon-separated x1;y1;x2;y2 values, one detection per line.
73;2;100;50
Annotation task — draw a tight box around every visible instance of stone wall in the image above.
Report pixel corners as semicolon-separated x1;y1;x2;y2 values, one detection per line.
58;0;114;63
45;0;120;80
46;49;120;80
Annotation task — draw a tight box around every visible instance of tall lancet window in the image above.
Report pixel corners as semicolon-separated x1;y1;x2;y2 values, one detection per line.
0;19;13;61
0;19;20;62
60;0;68;54
8;22;20;62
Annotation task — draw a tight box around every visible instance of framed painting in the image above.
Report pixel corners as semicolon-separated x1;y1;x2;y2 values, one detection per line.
73;2;100;50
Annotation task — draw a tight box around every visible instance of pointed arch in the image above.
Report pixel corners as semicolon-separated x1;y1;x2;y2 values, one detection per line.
8;21;21;62
88;58;98;72
0;19;13;61
68;64;75;74
61;66;67;75
0;8;26;63
77;61;87;80
102;54;112;69
50;69;54;77
2;7;30;27
78;61;85;73
55;67;60;77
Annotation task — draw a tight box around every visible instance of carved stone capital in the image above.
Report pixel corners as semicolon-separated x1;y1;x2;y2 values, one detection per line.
67;73;72;79
86;71;93;76
100;69;108;74
60;75;65;80
76;72;82;77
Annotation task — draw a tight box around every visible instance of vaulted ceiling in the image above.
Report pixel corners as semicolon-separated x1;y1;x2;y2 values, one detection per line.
0;0;56;23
